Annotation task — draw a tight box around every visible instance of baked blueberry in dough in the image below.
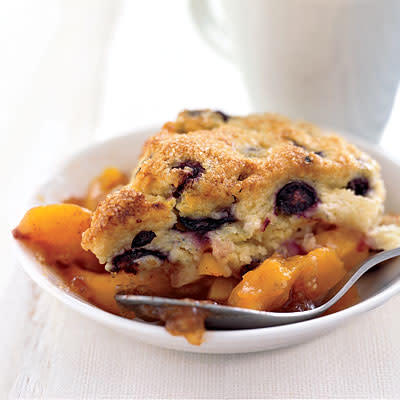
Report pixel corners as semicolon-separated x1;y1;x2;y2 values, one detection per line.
82;110;385;287
275;181;319;216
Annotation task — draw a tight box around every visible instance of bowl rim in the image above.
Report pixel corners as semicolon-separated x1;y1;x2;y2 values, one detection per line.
11;126;400;348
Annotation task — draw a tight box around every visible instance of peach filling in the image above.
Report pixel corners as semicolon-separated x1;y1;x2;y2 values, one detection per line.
13;167;371;345
228;248;345;310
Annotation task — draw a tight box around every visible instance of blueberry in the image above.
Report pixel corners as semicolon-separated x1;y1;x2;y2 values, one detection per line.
131;231;156;248
240;260;261;276
346;177;370;196
177;209;235;233
187;110;204;117
275;181;319;216
111;249;166;273
215;110;230;122
304;155;312;164
290;140;307;150
314;151;324;157
172;161;205;198
174;161;204;179
238;172;250;181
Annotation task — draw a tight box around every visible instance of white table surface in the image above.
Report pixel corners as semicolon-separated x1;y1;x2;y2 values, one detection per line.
1;1;400;398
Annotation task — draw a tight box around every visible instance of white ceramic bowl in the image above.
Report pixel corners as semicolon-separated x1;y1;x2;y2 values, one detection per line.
12;127;400;354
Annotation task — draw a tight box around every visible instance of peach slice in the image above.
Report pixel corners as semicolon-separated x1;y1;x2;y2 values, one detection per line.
228;256;301;311
84;167;128;211
228;248;345;311
294;247;346;302
13;203;102;271
208;277;239;302
315;227;369;270
61;264;172;315
198;252;231;277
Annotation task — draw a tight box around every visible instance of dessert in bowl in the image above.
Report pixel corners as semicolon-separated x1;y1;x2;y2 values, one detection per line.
12;110;400;352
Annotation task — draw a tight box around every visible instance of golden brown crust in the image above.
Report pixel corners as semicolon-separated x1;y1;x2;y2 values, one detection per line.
83;110;385;280
133;110;383;218
82;186;176;263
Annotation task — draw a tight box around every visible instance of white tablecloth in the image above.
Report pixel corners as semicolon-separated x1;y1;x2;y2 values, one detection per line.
1;1;400;398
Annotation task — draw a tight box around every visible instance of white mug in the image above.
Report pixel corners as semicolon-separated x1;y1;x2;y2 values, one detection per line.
190;0;400;142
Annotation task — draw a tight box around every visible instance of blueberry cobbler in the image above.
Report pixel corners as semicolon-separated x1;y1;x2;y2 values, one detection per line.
13;110;400;345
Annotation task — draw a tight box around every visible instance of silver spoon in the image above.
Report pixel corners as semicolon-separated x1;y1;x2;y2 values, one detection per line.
115;247;400;330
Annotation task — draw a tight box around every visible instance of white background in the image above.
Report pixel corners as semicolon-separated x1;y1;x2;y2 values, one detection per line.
1;1;400;398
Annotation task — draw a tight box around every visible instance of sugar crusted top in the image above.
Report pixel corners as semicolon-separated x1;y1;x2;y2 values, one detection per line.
82;110;384;268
